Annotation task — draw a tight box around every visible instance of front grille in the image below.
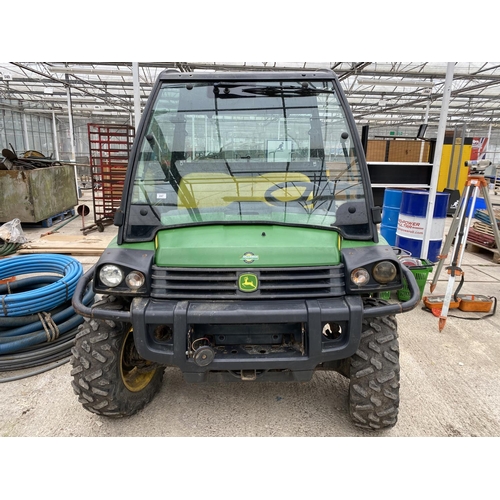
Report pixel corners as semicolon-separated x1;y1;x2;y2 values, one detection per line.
151;265;345;299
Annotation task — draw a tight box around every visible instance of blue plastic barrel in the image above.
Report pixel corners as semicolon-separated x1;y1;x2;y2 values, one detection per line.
466;196;487;217
395;190;450;262
380;189;403;245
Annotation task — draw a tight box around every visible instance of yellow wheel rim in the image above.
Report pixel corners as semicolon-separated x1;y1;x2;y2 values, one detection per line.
120;328;156;392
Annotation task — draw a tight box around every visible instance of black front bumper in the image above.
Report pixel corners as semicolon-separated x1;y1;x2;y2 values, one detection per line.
72;266;419;382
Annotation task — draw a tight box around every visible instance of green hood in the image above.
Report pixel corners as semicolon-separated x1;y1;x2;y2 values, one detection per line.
154;224;341;267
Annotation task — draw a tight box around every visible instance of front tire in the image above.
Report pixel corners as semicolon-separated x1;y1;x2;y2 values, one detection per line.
348;309;400;430
70;297;164;417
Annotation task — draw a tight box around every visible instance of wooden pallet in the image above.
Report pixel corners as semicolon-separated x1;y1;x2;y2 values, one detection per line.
465;241;500;263
474;208;500;227
465;208;500;262
468;227;496;248
40;209;76;228
18;233;113;256
473;221;495;236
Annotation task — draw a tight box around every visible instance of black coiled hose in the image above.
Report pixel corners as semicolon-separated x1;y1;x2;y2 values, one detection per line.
0;285;94;382
0;255;95;382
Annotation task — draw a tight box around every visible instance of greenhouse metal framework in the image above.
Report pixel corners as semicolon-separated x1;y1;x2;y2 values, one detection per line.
2;62;500;161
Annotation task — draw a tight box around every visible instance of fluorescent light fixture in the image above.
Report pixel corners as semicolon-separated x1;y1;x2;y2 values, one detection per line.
357;77;435;88
49;66;132;76
22;108;64;113
90;110;127;115
47;96;103;103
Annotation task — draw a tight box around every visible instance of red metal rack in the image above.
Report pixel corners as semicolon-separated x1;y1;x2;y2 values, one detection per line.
87;123;134;232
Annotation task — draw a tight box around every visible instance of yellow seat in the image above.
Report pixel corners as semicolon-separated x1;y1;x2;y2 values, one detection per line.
177;172;312;209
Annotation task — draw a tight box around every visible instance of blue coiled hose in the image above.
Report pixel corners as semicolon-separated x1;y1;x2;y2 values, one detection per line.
0;286;94;355
0;254;95;378
0;254;83;317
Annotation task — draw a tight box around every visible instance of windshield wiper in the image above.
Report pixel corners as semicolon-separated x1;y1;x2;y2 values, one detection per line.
213;83;335;98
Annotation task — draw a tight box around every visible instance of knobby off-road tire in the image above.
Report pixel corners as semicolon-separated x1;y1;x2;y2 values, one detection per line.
70;296;164;417
348;302;400;430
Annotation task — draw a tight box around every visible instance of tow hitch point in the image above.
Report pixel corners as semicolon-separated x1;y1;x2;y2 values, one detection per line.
241;370;257;381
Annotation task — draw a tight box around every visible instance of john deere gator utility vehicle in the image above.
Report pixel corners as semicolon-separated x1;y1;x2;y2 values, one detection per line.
72;68;419;430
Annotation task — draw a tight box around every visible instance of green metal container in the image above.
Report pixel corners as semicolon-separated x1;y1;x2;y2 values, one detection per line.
0;165;78;223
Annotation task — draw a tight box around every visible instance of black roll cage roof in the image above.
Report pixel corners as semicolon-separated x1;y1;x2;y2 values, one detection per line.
156;69;339;83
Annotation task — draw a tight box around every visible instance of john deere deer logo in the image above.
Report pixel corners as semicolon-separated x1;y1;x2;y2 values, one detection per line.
239;273;258;292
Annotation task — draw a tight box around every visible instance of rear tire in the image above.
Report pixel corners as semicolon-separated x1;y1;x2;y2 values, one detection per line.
348;306;400;430
70;296;164;417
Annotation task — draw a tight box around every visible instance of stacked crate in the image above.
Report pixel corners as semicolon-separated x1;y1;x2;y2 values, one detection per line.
87;124;135;225
468;208;500;249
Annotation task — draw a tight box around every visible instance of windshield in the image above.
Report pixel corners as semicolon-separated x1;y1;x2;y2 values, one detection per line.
125;79;369;240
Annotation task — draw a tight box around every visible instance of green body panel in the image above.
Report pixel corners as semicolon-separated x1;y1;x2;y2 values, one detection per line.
154;225;341;267
108;225;388;267
108;228;388;267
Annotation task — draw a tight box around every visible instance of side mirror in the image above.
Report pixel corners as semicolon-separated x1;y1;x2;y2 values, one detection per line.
372;206;382;224
114;210;124;226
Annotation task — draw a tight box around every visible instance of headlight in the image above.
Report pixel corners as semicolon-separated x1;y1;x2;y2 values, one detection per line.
125;271;145;290
351;267;370;286
99;264;124;287
373;261;397;283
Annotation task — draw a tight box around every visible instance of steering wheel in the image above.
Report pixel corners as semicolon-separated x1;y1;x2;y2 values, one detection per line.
264;181;317;205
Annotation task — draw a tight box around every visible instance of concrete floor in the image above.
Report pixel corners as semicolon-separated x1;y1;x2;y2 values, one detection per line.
1;188;500;438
